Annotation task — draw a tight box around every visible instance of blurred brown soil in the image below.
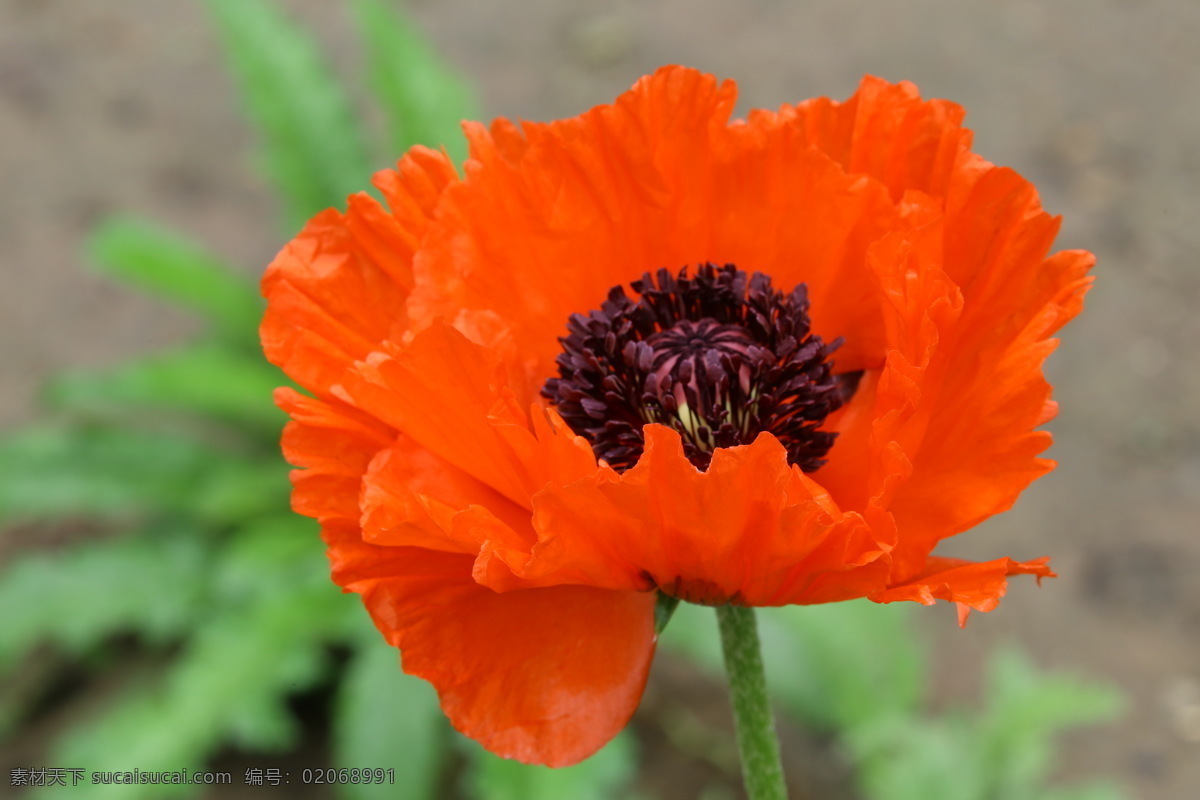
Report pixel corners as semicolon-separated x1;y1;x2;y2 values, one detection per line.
3;1;1200;798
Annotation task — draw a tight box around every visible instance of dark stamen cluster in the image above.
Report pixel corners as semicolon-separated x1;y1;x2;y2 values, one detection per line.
542;263;858;472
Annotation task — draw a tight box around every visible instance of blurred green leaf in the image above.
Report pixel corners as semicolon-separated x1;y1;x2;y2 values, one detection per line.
48;344;284;434
0;527;208;669
0;424;211;522
661;600;923;732
212;514;327;602
847;714;988;800
39;582;347;800
351;0;477;164
89;217;261;341
206;0;371;229
192;455;292;526
977;648;1124;799
846;648;1126;800
758;600;924;731
466;731;637;800
657;601;723;670
664;603;1124;800
1036;783;1128;800
334;635;448;800
0;423;286;525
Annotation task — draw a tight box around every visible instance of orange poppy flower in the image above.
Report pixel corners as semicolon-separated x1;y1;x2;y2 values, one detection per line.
261;67;1093;767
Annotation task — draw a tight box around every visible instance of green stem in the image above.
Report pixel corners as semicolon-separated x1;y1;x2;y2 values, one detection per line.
716;604;787;800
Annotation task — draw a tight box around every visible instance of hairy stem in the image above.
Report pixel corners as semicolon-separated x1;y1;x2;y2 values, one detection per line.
716;604;787;800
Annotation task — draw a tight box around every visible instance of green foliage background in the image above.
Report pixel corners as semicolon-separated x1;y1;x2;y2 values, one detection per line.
0;2;1125;798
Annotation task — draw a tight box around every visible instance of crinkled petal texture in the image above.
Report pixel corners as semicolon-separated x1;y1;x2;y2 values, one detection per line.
263;66;1091;765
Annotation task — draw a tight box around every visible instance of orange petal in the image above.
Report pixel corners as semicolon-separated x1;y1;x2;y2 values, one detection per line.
883;173;1094;571
706;118;898;373
359;437;529;555
810;169;1091;585
275;388;393;524
746;81;1091;584
759;75;974;201
513;425;892;605
409;66;736;378
337;319;597;509
372;145;461;239
408;66;899;394
261;148;457;395
322;519;657;767
869;555;1055;626
817;200;958;518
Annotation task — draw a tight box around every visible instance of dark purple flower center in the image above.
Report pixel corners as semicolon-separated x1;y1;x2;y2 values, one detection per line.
542;263;858;472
